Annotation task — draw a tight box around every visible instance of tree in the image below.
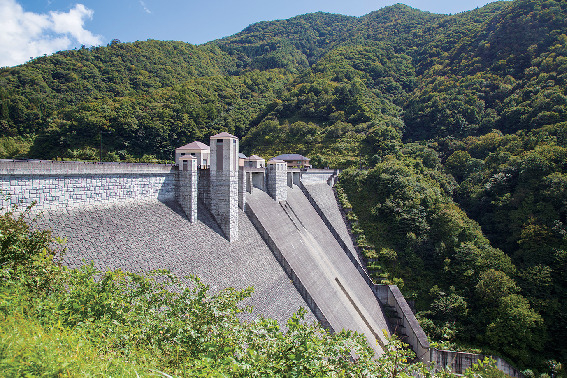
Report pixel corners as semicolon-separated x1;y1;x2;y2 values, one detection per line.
485;294;545;366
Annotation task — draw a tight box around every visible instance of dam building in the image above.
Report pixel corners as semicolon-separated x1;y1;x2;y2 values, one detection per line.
0;132;430;363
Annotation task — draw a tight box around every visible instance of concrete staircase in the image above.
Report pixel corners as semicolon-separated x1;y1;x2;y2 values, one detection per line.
382;303;409;344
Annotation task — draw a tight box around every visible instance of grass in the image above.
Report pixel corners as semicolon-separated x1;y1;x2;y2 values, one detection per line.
0;312;145;377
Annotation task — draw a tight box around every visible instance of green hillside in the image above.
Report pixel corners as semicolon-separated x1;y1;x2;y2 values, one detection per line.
1;0;566;372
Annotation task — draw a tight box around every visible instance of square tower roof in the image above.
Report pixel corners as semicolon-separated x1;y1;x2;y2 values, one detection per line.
210;132;237;139
176;141;210;151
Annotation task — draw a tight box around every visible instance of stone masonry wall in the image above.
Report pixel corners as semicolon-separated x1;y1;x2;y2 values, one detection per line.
197;169;211;207
238;168;246;210
210;170;239;241
176;170;197;222
0;161;176;212
267;165;288;202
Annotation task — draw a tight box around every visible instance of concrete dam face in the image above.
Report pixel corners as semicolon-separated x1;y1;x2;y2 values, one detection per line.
0;133;430;360
246;185;390;353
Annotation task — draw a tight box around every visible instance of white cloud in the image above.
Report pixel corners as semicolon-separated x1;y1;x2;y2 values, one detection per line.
140;1;151;14
0;0;103;67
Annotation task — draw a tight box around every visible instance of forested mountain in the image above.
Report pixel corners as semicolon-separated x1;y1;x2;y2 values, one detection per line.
1;0;566;373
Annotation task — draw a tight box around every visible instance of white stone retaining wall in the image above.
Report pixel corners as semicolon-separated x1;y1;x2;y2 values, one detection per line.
0;161;177;212
374;284;431;362
301;171;335;184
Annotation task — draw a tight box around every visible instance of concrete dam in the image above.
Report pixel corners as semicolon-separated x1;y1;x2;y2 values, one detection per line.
0;132;430;361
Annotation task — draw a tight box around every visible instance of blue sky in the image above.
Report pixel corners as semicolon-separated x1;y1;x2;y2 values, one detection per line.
1;0;505;67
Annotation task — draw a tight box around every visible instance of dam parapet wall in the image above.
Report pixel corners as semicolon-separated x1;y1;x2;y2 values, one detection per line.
0;160;177;211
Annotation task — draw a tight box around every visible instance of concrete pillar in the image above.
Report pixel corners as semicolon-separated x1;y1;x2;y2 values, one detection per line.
293;171;301;186
238;167;246;210
210;132;239;242
246;171;252;193
177;156;198;223
267;160;288;202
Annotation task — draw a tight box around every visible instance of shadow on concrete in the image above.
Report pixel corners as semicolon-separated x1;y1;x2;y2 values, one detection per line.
158;196;226;239
196;200;225;238
159;199;186;218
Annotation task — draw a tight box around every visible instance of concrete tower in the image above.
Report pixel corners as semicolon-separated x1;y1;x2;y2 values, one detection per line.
176;155;198;223
209;132;239;241
267;159;288;202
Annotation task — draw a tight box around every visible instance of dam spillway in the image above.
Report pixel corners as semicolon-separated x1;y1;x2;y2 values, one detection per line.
245;185;391;354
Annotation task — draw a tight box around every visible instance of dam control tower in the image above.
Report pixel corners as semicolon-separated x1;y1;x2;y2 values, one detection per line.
209;132;239;242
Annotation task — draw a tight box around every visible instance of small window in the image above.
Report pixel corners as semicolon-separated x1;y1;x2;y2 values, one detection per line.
217;139;223;144
181;153;185;156
190;152;195;156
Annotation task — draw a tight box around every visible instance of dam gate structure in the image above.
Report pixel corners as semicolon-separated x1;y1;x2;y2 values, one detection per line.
1;131;527;374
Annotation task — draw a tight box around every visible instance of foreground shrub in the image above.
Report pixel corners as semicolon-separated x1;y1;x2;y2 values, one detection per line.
0;202;511;376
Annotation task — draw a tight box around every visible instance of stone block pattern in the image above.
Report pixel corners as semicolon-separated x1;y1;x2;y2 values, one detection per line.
176;171;197;222
1;173;176;211
197;169;211;208
0;161;176;176
301;172;335;184
267;169;287;202
210;171;238;241
33;199;315;327
238;169;246;210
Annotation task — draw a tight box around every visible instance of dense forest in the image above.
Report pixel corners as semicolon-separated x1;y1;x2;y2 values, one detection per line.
1;0;566;373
